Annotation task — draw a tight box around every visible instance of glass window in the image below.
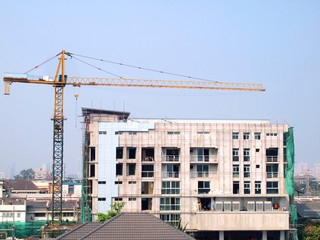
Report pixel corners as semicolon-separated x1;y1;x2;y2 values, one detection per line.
233;132;239;140
233;165;239;178
142;164;154;178
197;165;209;177
255;181;261;194
162;181;180;194
267;181;279;194
198;181;210;194
244;132;250;140
244;165;250;178
233;181;239;194
244;148;250;161
160;214;180;226
160;198;180;211
233;148;239;162
254;132;261;140
116;147;123;159
244;181;250;194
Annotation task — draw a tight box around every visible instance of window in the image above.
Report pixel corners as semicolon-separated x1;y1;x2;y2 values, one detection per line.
198;181;210;194
114;197;123;201
256;148;260;152
115;131;123;135
160;214;180;226
63;212;74;217
17;213;21;218
142;148;154;162
233;181;239;194
244;181;250;194
142;164;154;177
255;181;261;194
129;198;136;201
256;165;260;169
163;164;179;178
233;132;239;140
116;147;123;159
266;133;277;136
68;184;74;194
244;132;250;140
98;198;106;201
233;165;239;178
267;164;279;178
116;163;123;176
233;148;239;162
34;213;46;217
160;198;180;211
99;131;107;135
115;181;122;184
167;131;180;135
254;132;261;140
128;181;136;184
141;182;154;194
244;165;250;178
126;163;136;176
197;164;209;177
129;132;137;135
98;181;106;184
127;147;136;159
267;181;279;194
162;181;180;194
89;164;95;177
141;198;152;210
197;132;210;134
244;148;250;161
90;147;96;161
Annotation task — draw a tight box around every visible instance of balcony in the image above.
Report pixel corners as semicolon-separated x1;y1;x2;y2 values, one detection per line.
267;156;278;163
190;155;210;162
191;172;212;178
162;172;179;178
189;211;289;231
267;172;278;178
162;155;180;162
142;171;154;178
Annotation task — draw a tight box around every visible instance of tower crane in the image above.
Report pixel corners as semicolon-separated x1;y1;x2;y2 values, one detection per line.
3;50;265;224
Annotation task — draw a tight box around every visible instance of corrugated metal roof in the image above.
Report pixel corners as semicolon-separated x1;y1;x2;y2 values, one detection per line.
296;200;320;219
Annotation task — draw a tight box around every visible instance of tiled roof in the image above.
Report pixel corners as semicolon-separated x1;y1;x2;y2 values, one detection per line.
7;180;39;190
296;200;320;219
27;201;78;210
57;213;194;240
56;222;103;240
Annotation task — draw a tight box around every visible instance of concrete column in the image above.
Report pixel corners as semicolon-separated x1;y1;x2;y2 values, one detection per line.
280;230;285;240
262;231;267;240
219;231;224;240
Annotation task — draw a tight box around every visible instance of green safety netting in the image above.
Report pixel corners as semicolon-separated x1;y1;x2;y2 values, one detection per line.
285;127;298;240
0;221;46;238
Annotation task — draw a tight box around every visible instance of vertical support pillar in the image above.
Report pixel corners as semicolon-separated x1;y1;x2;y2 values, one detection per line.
262;231;267;240
219;231;224;240
280;230;285;240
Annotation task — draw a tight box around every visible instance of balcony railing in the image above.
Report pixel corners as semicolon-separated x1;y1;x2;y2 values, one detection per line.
142;157;154;162
162;155;180;162
142;171;154;178
267;172;278;178
267;156;278;163
162;172;179;178
190;155;210;162
191;172;211;178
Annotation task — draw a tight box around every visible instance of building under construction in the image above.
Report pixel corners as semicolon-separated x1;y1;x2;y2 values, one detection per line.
81;107;297;240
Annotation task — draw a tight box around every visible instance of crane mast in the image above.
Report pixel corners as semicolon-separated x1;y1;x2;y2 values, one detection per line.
3;50;265;225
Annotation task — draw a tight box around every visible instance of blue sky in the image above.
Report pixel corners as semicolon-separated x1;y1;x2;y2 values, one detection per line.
0;1;319;176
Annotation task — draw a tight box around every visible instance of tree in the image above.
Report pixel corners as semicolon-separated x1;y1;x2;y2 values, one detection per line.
14;168;35;180
97;202;125;222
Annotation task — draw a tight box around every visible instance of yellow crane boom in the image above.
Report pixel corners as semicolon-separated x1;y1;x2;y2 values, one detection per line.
3;50;265;225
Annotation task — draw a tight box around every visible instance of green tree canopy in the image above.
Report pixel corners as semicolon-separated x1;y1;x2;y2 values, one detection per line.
14;168;35;180
97;202;125;222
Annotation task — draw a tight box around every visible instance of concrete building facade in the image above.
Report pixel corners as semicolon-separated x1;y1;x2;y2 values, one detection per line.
83;109;291;240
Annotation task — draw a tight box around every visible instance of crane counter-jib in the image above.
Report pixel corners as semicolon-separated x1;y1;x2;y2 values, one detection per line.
3;73;266;95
